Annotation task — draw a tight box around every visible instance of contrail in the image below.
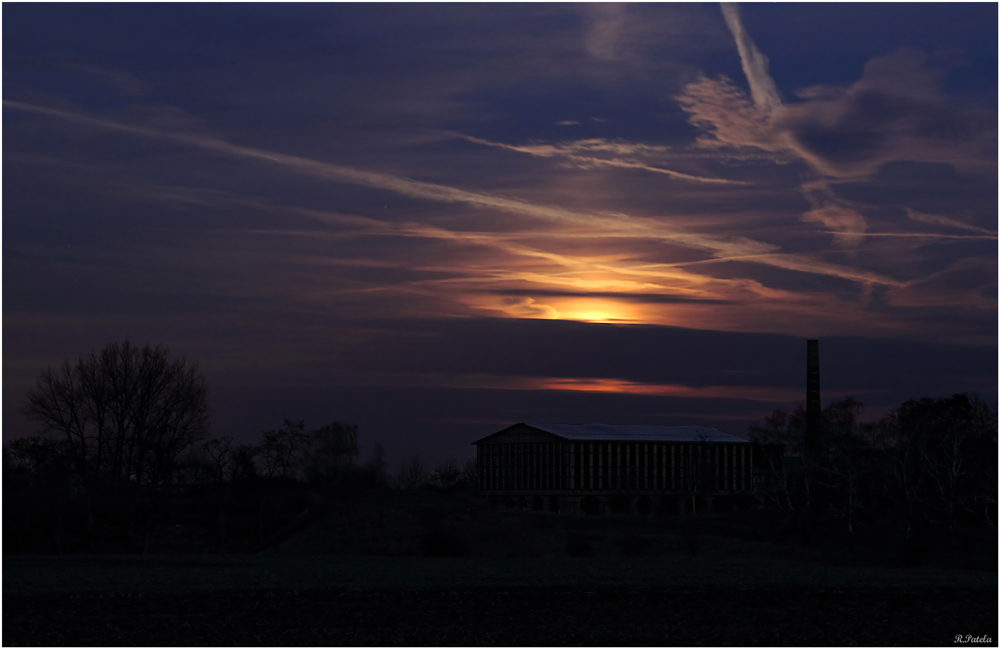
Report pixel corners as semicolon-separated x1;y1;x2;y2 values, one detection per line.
720;2;782;114
828;231;997;240
719;3;888;254
4;99;904;287
453;132;749;185
906;209;998;236
3;100;743;250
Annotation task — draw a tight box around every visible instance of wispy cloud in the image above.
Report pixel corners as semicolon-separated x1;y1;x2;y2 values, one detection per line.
719;3;782;114
679;39;992;182
885;257;997;310
314;370;870;404
833;232;996;241
583;3;629;62
97;172;913;340
679;4;995;255
452;132;746;185
800;199;868;249
5;99;903;295
906;209;998;236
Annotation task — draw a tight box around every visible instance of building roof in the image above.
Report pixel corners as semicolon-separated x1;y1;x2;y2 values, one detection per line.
474;422;749;444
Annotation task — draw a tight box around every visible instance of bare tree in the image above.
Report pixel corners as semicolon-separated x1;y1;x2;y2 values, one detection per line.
395;456;428;490
460;456;478;489
23;341;209;489
431;458;461;490
204;436;235;483
894;394;998;533
4;436;78;552
229;444;260;481
305;421;360;483
362;441;388;487
259;420;310;479
175;444;216;486
748;409;801;509
812;397;868;550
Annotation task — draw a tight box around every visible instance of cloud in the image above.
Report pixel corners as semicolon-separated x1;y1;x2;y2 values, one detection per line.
6;99;906;292
906;209;997;236
488;288;733;305
801;205;868;249
719;3;782;114
400;373;808;402
887;257;997;310
329;316;997;394
93;183;823;327
783;51;991;179
530;376;808;402
676;75;783;153
457;133;672;158
453;132;748;185
798;183;869;248
496;296;561;319
584;3;629;61
679;47;991;181
91;175;912;339
678;5;995;256
60;62;152;96
580;3;706;67
815;231;995;242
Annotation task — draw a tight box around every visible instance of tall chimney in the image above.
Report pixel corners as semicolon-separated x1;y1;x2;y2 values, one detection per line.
806;339;821;460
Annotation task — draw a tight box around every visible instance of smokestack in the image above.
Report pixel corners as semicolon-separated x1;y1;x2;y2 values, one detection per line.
806;339;821;460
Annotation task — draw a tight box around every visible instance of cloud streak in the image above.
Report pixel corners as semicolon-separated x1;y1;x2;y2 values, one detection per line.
453;132;748;185
906;209;998;236
679;4;996;258
720;3;782;115
5;99;903;292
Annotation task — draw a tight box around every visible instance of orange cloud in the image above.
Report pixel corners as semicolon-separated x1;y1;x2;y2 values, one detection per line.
533;377;803;401
6;99;908;294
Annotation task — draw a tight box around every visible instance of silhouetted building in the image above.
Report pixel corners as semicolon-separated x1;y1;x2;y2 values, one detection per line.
473;423;755;515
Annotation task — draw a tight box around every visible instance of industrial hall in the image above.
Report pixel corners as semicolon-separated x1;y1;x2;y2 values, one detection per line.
473;422;755;516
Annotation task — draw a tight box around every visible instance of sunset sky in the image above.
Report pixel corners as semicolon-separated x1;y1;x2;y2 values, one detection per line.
4;3;997;465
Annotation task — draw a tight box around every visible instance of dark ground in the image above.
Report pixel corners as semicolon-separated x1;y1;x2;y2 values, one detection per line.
5;487;997;646
4;584;996;646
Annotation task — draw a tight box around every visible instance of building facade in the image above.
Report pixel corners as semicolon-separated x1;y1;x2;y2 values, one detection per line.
473;423;755;515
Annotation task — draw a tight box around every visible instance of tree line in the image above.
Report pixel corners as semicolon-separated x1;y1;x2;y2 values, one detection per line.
187;419;474;490
749;394;997;560
5;340;995;561
4;341;475;554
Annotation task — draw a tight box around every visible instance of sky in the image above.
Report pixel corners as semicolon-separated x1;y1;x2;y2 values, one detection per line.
3;3;997;467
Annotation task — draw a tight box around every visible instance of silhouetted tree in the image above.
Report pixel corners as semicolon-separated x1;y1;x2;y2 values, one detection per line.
811;397;871;549
204;436;235;483
22;341;209;489
749;393;997;560
4;437;78;552
431;458;461;490
230;443;260;481
175;444;216;486
460;457;477;489
748;409;804;509
890;394;997;532
362;441;388;487
395;456;428;489
259;420;309;479
305;421;359;484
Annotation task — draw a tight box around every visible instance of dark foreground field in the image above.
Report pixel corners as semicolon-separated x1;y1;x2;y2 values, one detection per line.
4;584;996;646
5;487;997;647
4;555;997;646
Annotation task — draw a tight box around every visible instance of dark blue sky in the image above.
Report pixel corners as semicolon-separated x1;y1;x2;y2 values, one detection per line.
4;3;996;467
